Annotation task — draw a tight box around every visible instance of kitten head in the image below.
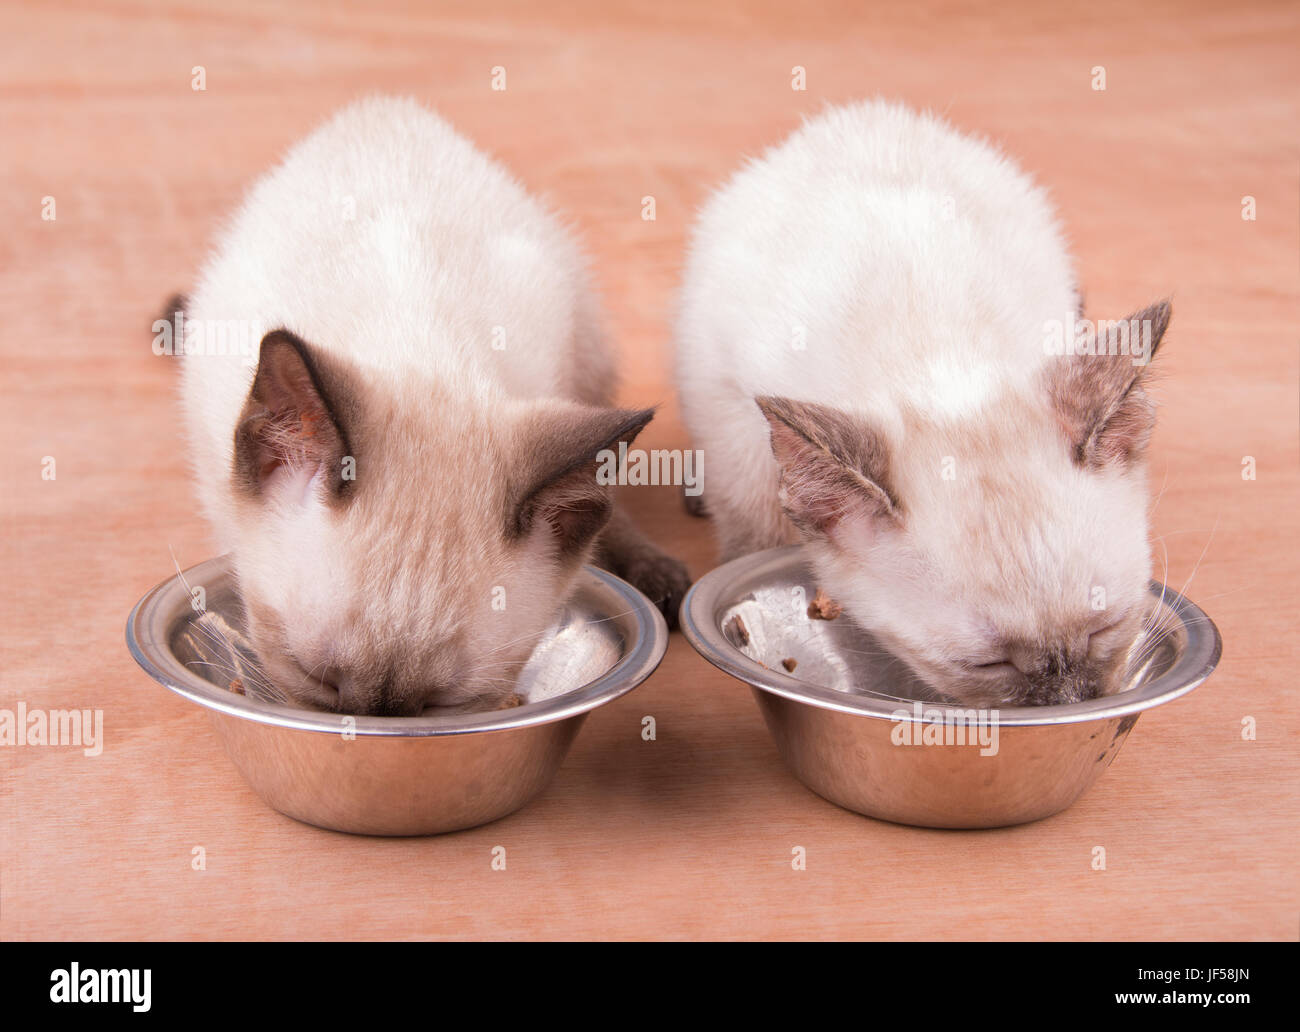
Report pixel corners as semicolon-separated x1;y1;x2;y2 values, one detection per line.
758;300;1170;707
228;329;652;716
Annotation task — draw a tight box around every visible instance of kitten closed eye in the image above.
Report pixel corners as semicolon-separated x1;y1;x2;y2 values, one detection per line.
968;659;1017;674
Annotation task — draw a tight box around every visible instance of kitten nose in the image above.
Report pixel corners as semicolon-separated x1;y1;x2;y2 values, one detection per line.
1021;669;1100;705
1010;643;1083;679
335;670;425;717
360;694;425;717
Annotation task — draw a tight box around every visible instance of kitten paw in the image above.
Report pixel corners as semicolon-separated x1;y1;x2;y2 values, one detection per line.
607;547;691;630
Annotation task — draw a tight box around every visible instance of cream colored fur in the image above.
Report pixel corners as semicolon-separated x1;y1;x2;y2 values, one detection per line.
675;99;1163;705
180;96;628;713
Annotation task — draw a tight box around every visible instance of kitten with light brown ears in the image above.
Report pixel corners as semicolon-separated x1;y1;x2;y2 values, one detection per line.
675;99;1172;706
169;96;688;716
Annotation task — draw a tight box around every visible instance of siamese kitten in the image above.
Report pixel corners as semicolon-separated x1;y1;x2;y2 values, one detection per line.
675;99;1170;706
173;96;688;716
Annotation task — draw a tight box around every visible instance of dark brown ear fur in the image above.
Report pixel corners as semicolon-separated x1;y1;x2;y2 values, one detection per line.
510;406;655;555
234;329;355;499
1048;299;1170;469
756;396;899;536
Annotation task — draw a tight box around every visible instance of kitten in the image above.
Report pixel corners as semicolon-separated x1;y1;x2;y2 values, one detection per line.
675;99;1169;706
171;96;688;716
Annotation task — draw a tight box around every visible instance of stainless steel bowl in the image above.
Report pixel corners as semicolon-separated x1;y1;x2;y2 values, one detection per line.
126;556;668;836
681;546;1222;829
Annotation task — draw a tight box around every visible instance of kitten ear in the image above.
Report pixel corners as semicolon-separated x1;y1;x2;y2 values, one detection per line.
756;396;899;536
510;406;655;555
1048;298;1170;468
234;329;354;498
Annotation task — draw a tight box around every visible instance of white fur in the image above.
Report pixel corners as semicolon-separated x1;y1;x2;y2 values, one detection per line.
675;100;1156;703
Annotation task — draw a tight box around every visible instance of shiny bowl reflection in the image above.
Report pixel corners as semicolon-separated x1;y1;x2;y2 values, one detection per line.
127;556;668;835
681;546;1222;828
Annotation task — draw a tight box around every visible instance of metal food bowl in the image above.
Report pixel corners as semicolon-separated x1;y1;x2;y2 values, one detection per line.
127;556;668;836
681;546;1222;829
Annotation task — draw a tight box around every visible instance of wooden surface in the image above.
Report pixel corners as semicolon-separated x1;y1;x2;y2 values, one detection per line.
2;0;1297;940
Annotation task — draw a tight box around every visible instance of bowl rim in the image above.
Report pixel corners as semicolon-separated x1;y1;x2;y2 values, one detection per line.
680;545;1222;727
126;555;668;737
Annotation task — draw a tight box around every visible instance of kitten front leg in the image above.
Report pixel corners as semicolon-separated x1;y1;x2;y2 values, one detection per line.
702;458;798;564
594;508;691;629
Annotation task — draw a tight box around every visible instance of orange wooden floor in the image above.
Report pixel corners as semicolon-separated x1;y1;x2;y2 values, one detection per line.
1;0;1296;939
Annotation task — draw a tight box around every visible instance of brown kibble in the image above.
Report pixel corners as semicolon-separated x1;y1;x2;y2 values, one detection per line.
807;588;843;620
728;614;751;646
496;693;524;710
781;657;798;672
228;678;245;695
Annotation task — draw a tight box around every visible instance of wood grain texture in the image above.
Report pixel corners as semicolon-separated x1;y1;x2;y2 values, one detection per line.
1;0;1296;940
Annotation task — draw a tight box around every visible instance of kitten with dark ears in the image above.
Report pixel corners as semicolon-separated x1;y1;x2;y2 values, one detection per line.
675;100;1171;706
174;96;688;716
